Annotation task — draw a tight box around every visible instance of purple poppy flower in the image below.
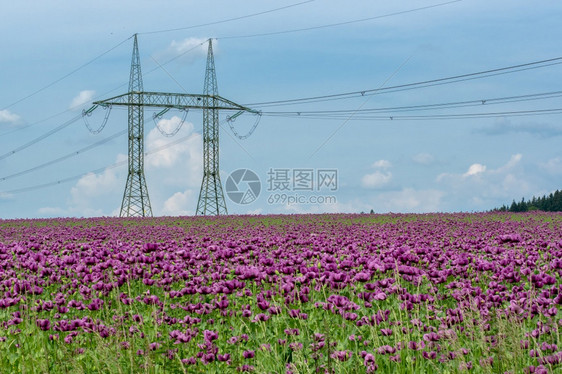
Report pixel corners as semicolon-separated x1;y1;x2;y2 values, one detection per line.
36;319;51;331
331;350;353;362
203;330;218;342
380;328;393;336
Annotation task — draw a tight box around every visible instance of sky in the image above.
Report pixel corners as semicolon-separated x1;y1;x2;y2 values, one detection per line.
0;0;561;218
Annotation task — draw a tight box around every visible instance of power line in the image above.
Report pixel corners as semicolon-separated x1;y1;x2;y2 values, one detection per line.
218;0;462;40
0;1;311;138
0;85;135;139
1;159;128;195
0;0;458;116
0;110;71;138
12;50;551;156
0;128;202;195
0;114;84;162
0;1;463;151
0;1;313;129
247;58;562;108
140;0;315;35
0;38;209;163
0;130;127;182
1;37;132;112
308;52;414;159
0;43;203;139
260;90;562;117
263;108;562;121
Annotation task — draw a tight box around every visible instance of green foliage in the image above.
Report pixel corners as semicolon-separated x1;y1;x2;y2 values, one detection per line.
1;213;561;373
495;189;562;212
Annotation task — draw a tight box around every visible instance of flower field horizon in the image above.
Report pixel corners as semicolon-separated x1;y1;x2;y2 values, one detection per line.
0;212;561;373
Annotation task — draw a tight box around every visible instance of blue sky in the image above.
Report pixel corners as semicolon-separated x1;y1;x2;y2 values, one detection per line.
1;0;561;218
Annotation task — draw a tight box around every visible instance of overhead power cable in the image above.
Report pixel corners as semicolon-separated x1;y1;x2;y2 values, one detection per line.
263;108;562;121
0;109;72;138
1;37;132;112
0;130;127;182
0;42;201;139
2;35;212;141
0;128;202;195
260;90;562;117
1;158;128;195
0;0;312;133
218;0;462;40
140;0;315;35
0;114;84;162
247;57;562;108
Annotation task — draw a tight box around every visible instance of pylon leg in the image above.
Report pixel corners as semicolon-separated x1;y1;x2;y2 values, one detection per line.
196;39;227;216
120;34;152;217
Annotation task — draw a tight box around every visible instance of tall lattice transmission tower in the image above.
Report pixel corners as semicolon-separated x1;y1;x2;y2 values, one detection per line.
196;40;228;215
90;36;258;217
120;34;152;217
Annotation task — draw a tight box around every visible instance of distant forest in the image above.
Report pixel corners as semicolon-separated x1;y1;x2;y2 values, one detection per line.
494;190;562;212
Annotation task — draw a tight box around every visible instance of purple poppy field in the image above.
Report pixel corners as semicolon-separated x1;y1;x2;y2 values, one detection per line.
0;213;561;373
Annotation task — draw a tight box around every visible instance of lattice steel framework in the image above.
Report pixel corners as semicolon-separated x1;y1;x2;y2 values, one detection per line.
121;34;152;217
93;37;257;217
196;40;227;216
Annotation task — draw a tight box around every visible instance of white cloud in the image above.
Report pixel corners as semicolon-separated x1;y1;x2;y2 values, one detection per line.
156;116;186;135
37;206;67;217
494;153;522;173
70;90;96;110
478;118;562;138
67;154;126;216
370;188;444;213
72;169;119;198
162;189;195;216
0;110;21;125
412;152;434;165
144;117;205;216
0;191;14;200
436;154;530;210
275;187;439;214
361;159;392;188
55;116;204;217
361;171;392;188
439;154;522;182
540;157;562;175
463;163;486;177
157;38;211;64
372;160;391;169
145;117;202;187
147;119;199;165
501;173;527;192
280;200;360;215
438;159;493;182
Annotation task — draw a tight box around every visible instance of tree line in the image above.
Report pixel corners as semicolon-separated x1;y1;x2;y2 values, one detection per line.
494;190;562;212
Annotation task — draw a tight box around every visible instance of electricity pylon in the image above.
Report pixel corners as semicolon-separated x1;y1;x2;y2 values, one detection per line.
196;39;228;216
120;34;152;217
91;36;258;217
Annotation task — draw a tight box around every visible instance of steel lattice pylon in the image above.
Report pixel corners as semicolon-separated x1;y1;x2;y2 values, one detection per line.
196;40;228;216
120;34;152;217
92;37;257;217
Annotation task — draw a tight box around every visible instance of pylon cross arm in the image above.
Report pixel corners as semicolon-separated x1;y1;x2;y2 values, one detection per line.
93;91;258;113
